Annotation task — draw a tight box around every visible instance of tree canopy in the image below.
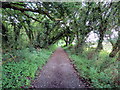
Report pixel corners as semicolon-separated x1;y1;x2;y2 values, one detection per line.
1;2;120;58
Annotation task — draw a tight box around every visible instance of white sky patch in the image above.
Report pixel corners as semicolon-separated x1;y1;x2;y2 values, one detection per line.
86;31;99;42
111;29;119;38
104;29;119;41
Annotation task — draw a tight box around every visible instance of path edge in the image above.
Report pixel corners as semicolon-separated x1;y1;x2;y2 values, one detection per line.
64;49;92;88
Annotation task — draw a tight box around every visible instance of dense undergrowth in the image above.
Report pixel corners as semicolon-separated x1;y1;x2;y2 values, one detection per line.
2;48;52;88
67;49;119;88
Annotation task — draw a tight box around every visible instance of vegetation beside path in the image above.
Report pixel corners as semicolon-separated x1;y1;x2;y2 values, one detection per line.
2;48;52;88
66;49;119;88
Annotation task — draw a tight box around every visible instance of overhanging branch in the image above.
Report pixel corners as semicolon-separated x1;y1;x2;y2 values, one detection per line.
2;2;54;21
22;12;42;23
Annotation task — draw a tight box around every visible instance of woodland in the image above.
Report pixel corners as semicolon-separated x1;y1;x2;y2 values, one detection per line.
1;2;120;88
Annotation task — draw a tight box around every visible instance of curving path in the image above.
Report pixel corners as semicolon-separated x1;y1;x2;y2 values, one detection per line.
31;47;88;88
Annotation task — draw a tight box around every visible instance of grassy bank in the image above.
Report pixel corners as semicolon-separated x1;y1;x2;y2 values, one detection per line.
2;48;52;88
68;49;119;88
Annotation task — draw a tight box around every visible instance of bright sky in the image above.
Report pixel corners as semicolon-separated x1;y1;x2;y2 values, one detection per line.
86;29;119;42
86;31;99;42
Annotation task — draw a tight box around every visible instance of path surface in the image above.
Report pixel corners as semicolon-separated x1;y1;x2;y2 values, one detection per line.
32;47;86;88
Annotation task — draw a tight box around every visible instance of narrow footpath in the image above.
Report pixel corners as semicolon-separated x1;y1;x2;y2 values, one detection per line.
32;47;87;88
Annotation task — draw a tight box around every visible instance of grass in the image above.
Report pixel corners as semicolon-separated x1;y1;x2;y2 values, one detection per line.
2;48;52;88
68;49;119;88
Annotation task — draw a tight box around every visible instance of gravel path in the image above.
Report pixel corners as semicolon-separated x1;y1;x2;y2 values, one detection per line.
31;47;87;88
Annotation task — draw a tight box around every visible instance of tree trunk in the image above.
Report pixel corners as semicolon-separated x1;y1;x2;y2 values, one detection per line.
14;24;20;42
64;36;69;46
2;23;8;45
23;25;33;44
95;30;104;52
116;51;120;61
75;31;80;53
75;34;85;54
109;32;120;58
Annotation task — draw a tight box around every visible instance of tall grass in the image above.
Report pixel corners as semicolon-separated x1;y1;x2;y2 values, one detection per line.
2;48;52;88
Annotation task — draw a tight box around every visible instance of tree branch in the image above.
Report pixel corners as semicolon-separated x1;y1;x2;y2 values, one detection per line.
2;2;54;21
22;12;42;23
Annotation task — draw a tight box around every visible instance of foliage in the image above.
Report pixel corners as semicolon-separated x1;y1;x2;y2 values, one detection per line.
2;48;52;88
68;49;119;88
2;2;119;54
